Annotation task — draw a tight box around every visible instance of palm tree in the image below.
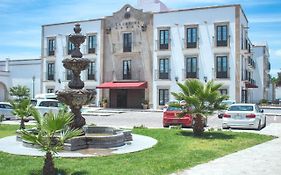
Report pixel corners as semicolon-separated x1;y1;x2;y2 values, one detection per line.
21;110;82;175
9;85;30;101
11;98;34;129
172;79;228;136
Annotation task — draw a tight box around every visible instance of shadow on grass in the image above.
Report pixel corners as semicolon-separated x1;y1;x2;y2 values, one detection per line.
29;168;89;175
178;130;235;140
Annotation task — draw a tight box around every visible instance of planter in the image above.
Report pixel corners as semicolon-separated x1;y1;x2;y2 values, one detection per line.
142;104;148;109
102;103;108;108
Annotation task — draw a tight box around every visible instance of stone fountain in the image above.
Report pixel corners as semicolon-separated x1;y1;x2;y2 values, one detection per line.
56;23;95;129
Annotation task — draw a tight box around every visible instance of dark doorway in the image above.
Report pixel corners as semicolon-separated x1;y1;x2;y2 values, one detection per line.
116;90;127;108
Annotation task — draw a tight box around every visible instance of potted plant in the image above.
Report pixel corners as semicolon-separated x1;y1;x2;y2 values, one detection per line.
102;98;108;108
141;100;149;109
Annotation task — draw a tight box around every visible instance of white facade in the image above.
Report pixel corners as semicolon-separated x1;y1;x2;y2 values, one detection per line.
41;19;102;106
252;44;270;103
151;5;257;109
0;58;41;101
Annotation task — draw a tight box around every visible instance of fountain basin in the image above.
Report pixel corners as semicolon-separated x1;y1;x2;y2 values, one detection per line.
64;126;132;151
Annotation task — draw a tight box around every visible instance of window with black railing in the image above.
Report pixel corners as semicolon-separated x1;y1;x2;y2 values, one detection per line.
47;88;54;93
123;33;132;52
123;60;131;80
159;89;169;105
186;57;197;78
159;29;169;50
68;40;75;55
219;89;228;95
159;58;169;79
216;56;228;78
216;25;228;47
66;69;73;80
88;35;97;54
186;27;197;48
87;61;96;80
47;63;55;81
48;38;55;56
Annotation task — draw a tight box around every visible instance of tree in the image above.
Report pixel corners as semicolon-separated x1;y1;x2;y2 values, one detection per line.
21;110;82;175
11;98;34;129
9;85;30;100
171;79;228;136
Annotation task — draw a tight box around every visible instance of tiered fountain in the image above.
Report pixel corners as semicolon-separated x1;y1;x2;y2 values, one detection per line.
56;23;95;129
56;24;132;151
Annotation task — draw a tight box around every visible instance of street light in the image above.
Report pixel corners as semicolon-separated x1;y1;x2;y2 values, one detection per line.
32;76;35;99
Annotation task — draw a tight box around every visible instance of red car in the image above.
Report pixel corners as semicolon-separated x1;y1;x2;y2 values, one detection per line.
163;106;193;128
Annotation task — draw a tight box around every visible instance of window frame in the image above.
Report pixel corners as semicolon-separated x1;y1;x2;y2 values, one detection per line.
88;34;97;54
123;32;132;52
123;60;132;80
159;58;169;79
87;61;96;80
159;89;169;105
185;56;198;78
68;38;75;55
215;23;228;47
159;29;170;50
186;26;198;48
47;62;55;81
48;38;56;56
216;55;228;78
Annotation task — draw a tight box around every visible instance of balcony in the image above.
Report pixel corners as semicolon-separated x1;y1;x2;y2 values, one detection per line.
43;72;55;81
155;39;171;51
213;67;230;79
109;70;144;81
248;57;256;69
182;68;199;80
112;42;140;54
154;69;171;80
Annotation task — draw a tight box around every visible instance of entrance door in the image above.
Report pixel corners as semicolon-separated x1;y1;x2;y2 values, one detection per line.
117;89;127;108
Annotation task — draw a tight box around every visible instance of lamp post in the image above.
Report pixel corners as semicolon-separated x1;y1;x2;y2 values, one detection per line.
32;76;35;99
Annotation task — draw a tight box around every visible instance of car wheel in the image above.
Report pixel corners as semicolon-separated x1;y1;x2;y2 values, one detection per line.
163;125;169;128
222;126;229;129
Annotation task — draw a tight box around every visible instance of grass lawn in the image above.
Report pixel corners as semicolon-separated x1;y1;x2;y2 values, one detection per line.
0;124;274;175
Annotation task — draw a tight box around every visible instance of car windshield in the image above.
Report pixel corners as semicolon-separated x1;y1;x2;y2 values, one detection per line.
221;101;235;106
166;106;182;111
228;105;253;111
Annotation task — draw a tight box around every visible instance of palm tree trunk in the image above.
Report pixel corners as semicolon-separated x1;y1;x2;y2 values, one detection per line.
43;151;55;175
192;114;204;136
20;118;25;130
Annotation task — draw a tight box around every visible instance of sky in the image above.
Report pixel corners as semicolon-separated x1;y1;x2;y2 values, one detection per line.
0;0;281;77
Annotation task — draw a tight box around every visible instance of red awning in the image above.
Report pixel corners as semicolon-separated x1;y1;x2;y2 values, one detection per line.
245;82;258;88
96;81;147;89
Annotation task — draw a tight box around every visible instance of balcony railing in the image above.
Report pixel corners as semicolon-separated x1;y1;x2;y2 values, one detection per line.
248;57;256;69
182;68;199;79
155;39;171;51
110;69;143;81
213;35;230;48
44;72;55;81
213;67;230;79
112;42;140;53
154;69;171;80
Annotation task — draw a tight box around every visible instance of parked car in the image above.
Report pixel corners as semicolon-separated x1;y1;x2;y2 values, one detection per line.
222;103;266;130
163;106;193;128
31;99;63;117
0;102;15;120
217;100;236;118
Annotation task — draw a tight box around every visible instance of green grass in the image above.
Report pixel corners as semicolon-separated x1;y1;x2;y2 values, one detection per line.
0;125;274;175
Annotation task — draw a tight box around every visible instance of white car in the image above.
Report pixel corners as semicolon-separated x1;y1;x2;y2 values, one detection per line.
0;102;16;120
217;100;236;118
222;103;266;130
31;99;62;117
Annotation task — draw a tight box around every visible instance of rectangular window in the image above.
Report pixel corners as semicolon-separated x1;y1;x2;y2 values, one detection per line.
47;63;55;81
219;89;228;95
48;38;55;56
87;61;96;80
123;33;132;52
159;58;169;79
186;27;197;48
186;57;197;78
216;25;228;47
123;60;131;80
216;56;228;78
159;29;169;50
47;88;54;93
66;69;73;80
88;35;97;54
68;39;75;55
159;89;169;105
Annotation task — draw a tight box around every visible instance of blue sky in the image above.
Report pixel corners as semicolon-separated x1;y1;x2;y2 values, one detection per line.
0;0;280;77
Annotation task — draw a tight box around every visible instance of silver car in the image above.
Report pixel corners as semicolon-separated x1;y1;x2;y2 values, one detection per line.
222;104;266;130
0;102;15;120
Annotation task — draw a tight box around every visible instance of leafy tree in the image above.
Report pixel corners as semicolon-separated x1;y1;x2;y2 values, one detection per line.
21;110;82;175
9;85;30;100
172;79;228;136
11;98;34;129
